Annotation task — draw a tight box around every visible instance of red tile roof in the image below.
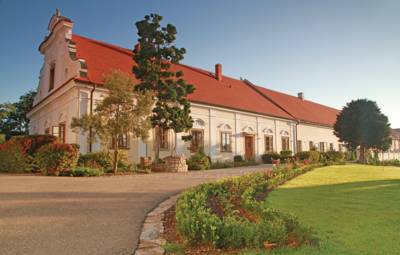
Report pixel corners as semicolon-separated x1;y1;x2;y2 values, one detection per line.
72;34;339;126
249;84;339;127
72;34;293;120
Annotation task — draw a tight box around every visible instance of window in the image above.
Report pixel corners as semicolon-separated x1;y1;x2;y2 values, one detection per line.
59;123;66;143
329;143;334;151
45;127;50;135
190;129;204;152
281;136;290;151
265;135;274;153
111;133;129;149
52;126;59;138
220;132;232;152
319;142;325;152
309;141;314;150
156;127;169;150
296;140;302;152
49;64;55;91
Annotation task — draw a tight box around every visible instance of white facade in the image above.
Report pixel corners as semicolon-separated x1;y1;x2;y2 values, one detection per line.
28;11;346;164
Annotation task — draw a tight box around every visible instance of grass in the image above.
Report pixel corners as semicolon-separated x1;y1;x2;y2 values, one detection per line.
241;164;400;255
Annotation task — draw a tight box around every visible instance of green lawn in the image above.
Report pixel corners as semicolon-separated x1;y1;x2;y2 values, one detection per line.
242;164;400;255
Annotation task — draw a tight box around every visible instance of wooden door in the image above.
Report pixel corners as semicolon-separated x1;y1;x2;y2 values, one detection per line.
244;135;254;160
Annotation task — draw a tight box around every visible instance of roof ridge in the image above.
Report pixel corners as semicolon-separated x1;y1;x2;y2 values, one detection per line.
253;83;339;111
243;79;298;121
73;34;133;56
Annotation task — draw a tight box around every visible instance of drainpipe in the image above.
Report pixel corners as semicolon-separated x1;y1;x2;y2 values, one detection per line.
88;84;96;152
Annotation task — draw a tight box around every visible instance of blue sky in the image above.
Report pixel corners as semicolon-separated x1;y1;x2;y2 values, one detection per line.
0;0;399;127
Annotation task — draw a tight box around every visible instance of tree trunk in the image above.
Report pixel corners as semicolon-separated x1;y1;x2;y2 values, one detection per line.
359;145;366;164
113;138;119;174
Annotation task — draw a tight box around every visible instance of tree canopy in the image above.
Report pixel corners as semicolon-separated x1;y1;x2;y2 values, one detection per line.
0;90;36;139
133;13;195;158
71;70;154;173
334;99;392;162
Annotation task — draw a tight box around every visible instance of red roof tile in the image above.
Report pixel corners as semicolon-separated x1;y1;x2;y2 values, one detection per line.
72;34;294;120
250;84;339;127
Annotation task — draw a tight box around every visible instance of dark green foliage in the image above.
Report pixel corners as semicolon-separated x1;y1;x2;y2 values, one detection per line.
187;150;210;170
234;155;244;162
133;14;195;158
261;153;280;163
334;99;392;162
35;143;79;175
280;150;293;160
175;164;321;249
323;151;345;162
0;90;36;139
78;151;113;171
296;151;311;161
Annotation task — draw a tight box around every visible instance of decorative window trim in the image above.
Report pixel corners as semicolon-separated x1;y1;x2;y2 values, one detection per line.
220;131;232;152
190;129;204;153
265;135;274;153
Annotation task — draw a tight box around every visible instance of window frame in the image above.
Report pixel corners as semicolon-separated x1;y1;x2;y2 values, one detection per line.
59;122;66;143
319;142;325;152
281;136;290;151
220;131;232;152
264;135;274;153
49;64;55;91
156;127;169;150
190;129;204;153
296;140;302;152
111;133;129;150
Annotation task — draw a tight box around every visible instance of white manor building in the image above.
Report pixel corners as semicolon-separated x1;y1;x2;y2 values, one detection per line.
28;11;352;163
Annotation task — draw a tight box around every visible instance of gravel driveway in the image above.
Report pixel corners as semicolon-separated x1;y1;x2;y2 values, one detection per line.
0;165;270;255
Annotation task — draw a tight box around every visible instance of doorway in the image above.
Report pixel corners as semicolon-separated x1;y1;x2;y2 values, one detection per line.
244;135;255;160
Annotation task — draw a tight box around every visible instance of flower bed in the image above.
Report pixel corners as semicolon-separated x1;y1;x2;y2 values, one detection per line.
169;163;328;253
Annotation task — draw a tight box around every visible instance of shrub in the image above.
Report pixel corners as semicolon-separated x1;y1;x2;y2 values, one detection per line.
324;151;345;162
234;159;259;167
175;166;320;250
78;151;113;171
296;151;311;161
187;150;211;170
280;150;293;161
233;155;244;162
0;134;5;144
0;135;58;173
35;143;79;175
0;140;32;173
261;153;280;164
210;161;234;169
70;167;104;177
309;150;320;163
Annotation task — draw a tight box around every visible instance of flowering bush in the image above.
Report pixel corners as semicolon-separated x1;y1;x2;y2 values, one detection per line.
0;135;58;173
35;143;79;175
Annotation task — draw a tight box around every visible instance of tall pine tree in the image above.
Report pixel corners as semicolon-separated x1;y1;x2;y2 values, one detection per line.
133;14;195;159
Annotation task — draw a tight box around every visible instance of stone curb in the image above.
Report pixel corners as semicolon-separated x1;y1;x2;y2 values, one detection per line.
134;194;179;255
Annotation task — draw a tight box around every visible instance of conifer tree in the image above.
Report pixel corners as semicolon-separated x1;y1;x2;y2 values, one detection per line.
133;14;195;159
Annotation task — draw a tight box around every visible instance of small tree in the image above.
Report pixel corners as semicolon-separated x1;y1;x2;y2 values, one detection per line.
334;99;392;163
71;70;154;173
133;13;195;160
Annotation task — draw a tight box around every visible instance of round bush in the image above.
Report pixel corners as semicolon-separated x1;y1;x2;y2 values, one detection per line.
187;152;211;170
36;143;79;175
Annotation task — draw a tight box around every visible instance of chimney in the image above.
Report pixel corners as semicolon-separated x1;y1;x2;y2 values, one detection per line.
297;92;304;100
215;64;222;81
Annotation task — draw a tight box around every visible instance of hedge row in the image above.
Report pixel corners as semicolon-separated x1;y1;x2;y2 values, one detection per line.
175;163;327;250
